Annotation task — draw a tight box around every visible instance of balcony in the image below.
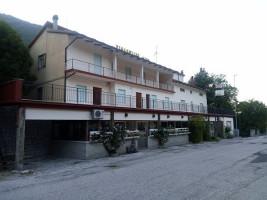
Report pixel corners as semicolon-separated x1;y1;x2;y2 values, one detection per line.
65;59;174;92
22;84;207;114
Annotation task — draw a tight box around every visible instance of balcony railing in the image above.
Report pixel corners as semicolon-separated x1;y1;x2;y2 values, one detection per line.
65;59;174;92
22;84;207;114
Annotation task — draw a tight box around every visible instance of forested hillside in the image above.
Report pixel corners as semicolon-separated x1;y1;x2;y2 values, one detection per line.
0;13;42;45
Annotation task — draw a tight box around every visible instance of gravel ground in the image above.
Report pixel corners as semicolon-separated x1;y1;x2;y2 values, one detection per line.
0;136;267;200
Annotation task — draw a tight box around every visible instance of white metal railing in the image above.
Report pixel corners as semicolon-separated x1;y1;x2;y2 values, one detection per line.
66;58;174;92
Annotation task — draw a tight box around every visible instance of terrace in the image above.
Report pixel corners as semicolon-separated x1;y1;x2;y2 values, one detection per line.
65;59;174;92
22;83;207;114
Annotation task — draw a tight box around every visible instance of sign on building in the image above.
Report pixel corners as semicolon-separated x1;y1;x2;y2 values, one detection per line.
215;89;224;96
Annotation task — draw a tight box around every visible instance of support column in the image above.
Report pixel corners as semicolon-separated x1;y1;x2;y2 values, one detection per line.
15;107;25;171
157;113;161;129
156;70;159;88
113;55;117;78
140;65;144;85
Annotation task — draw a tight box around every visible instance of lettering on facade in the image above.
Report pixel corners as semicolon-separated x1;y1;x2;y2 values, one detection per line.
116;45;140;57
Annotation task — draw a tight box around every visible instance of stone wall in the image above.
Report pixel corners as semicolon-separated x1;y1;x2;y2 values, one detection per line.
0;106;17;157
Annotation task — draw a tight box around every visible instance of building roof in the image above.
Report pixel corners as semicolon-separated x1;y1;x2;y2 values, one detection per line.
29;21;182;74
172;79;207;92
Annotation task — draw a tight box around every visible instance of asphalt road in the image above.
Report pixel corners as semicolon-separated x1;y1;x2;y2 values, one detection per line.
0;136;267;200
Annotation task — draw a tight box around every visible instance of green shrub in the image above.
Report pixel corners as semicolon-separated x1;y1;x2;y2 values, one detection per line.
218;132;225;139
225;126;231;134
189;116;204;143
152;126;169;147
226;133;234;139
211;136;220;142
203;120;212;141
91;125;126;155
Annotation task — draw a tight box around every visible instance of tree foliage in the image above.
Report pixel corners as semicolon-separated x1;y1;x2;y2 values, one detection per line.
191;68;236;110
0;20;36;83
189;116;204;143
238;100;267;134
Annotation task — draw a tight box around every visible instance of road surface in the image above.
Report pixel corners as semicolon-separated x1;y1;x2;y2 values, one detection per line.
0;136;266;200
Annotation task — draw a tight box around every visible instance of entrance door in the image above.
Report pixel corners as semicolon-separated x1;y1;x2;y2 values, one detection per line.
93;54;102;75
146;94;150;109
136;92;142;108
93;87;102;105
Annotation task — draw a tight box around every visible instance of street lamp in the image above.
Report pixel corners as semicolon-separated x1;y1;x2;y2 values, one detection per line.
234;74;238;135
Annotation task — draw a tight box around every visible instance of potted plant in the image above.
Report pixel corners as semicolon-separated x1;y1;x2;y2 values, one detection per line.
91;124;126;156
151;126;169;147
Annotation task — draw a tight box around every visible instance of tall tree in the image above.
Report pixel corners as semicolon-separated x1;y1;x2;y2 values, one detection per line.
238;100;267;134
191;68;236;110
0;20;35;83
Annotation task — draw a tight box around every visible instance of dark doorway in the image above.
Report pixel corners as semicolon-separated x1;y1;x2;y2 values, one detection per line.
136;92;142;108
93;87;102;105
146;94;150;109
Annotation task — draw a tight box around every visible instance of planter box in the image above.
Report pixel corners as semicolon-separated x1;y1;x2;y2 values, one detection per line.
51;137;139;160
148;132;190;149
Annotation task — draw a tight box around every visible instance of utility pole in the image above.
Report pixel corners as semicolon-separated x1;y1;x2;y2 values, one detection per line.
234;74;238;133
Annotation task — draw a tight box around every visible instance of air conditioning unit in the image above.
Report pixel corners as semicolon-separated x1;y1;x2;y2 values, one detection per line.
92;110;104;119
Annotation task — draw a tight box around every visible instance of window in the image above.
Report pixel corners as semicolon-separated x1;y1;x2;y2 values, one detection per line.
180;88;185;92
125;66;131;80
151;95;157;108
200;103;204;113
180;100;186;111
199;93;203;96
94;54;102;74
165;97;170;109
38;54;46;69
226;121;232;127
118;89;126;104
77;85;87;103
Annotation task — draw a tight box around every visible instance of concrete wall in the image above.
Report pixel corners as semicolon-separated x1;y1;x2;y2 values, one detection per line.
148;133;190;149
30;28;68;85
51;137;138;159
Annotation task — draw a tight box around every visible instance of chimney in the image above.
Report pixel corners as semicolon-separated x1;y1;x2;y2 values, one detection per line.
52;15;58;30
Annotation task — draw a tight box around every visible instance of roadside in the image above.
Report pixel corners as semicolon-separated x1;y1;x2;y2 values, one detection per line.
0;136;266;200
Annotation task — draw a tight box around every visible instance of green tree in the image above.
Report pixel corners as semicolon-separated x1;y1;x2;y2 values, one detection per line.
0;20;35;83
191;68;236;111
189;116;204;143
238;100;267;135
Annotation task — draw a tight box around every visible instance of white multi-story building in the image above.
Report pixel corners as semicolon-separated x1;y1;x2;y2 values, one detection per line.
0;16;234;166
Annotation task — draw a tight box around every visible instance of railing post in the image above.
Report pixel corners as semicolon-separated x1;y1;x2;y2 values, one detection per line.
88;63;90;73
51;84;54;101
72;59;73;69
76;87;78;104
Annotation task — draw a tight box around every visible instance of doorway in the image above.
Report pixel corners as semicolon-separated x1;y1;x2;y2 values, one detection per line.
136;92;142;108
93;87;102;105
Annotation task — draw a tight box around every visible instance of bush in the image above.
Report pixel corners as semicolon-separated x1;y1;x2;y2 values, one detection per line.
189;116;204;143
91;125;126;155
211;136;220;142
151;126;169;147
226;133;234;139
218;132;225;139
203;120;212;141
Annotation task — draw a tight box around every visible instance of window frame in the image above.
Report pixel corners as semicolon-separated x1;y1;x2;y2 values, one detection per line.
38;54;46;69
